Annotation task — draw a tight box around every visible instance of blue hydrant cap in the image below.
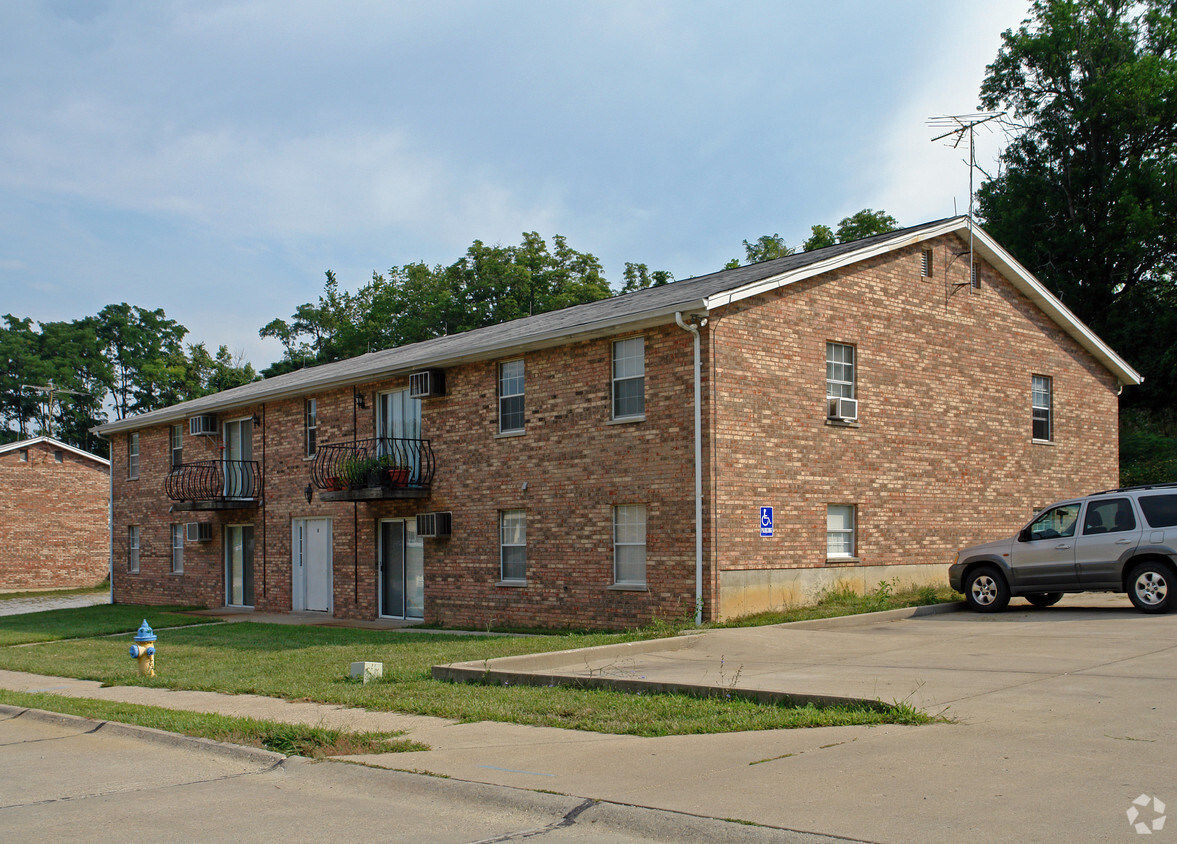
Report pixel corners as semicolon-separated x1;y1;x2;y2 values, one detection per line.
134;620;157;642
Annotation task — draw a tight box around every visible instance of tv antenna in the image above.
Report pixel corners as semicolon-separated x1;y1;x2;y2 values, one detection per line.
928;111;1004;291
20;382;92;438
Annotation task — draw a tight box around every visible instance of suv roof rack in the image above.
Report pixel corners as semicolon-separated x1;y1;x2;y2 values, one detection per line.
1092;481;1177;496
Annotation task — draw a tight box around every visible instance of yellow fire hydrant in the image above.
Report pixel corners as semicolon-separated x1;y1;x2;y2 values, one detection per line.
129;619;157;677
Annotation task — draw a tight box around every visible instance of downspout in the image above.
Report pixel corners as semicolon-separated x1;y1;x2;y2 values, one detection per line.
675;312;704;626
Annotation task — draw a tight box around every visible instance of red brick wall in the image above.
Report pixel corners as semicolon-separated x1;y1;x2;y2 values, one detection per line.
0;442;110;590
707;233;1121;615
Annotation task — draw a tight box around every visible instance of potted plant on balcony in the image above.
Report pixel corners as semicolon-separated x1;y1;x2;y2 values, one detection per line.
371;454;411;488
341;456;379;489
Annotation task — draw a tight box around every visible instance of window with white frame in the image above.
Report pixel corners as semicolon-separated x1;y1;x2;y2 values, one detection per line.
826;342;855;399
170;424;183;468
500;510;526;581
305;398;317;457
612;337;645;419
827;505;856;559
171;524;184;574
1032;375;1053;441
18;449;28;462
127;432;139;480
128;525;140;573
499;360;525;433
53;450;63;463
613;504;647;586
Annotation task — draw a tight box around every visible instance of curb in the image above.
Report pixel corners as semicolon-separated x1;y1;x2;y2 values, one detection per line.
777;601;964;630
0;702;301;767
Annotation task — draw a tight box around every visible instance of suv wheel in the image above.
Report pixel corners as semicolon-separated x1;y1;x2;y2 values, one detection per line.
964;566;1010;613
1025;592;1063;608
1128;562;1173;614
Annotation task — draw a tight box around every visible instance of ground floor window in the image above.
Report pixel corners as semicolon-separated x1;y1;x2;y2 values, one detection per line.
827;505;856;559
500;510;526;582
613;504;646;586
171;524;184;574
225;524;255;606
128;525;140;573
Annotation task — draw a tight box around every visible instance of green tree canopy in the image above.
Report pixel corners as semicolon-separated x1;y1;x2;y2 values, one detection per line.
731;209;900;268
977;0;1177;406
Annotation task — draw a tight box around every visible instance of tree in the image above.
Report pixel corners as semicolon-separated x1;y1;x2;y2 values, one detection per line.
96;304;189;419
620;263;674;293
261;233;615;376
732;209;900;268
802;224;836;252
832;209;899;243
977;0;1177;407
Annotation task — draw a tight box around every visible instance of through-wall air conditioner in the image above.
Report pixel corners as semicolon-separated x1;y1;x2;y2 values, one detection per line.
185;522;213;542
416;511;452;538
827;397;858;422
188;414;218;436
408;369;446;399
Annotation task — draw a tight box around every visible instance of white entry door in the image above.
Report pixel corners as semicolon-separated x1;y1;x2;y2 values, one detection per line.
293;518;332;613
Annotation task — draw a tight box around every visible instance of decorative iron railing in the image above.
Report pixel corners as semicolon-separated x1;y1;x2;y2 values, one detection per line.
311;437;435;492
165;460;263;502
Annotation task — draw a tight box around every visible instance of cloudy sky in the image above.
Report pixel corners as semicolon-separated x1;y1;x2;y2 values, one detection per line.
1;0;1030;368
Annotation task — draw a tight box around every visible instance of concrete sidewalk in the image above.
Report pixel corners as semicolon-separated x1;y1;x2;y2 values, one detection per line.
2;593;1174;842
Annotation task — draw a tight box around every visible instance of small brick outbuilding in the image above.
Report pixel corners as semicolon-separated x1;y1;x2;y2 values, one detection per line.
94;218;1142;628
0;436;110;590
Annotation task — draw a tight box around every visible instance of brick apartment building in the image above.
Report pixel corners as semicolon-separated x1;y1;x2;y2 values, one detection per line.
94;218;1141;628
0;436;110;590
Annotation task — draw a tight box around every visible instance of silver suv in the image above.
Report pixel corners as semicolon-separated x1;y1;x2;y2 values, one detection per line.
949;484;1177;614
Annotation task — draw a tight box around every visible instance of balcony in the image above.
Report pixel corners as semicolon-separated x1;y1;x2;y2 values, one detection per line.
165;460;263;510
311;437;435;502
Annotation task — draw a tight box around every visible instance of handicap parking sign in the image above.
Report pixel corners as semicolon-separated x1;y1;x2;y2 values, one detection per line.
760;506;773;537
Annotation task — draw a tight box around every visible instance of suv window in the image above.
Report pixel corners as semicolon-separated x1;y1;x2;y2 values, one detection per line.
1026;503;1080;540
1138;494;1177;528
1082;498;1136;534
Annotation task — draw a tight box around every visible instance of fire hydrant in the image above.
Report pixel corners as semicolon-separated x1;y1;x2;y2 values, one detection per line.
129;619;157;677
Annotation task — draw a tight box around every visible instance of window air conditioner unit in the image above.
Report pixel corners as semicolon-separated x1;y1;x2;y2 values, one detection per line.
408;369;446;399
827;397;858;422
416;511;452;538
189;414;218;436
186;522;213;542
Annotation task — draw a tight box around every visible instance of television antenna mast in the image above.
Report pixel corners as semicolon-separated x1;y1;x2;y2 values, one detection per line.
928;111;1004;290
20;382;92;438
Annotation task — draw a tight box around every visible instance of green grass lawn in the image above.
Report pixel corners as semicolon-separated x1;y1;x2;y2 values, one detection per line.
0;689;425;757
0;608;933;736
0;604;213;647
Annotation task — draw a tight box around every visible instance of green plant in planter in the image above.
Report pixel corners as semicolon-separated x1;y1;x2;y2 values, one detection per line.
340;456;380;488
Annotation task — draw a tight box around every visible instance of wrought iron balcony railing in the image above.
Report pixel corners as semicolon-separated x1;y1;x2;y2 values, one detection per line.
311;437;434;495
165;460;263;504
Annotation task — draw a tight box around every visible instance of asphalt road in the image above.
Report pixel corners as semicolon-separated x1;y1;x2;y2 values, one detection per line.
0;707;840;844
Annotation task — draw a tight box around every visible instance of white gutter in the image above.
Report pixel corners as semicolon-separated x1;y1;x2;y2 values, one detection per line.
675;311;705;626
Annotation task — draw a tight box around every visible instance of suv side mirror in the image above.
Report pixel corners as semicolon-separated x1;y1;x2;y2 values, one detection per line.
1018;527;1031;543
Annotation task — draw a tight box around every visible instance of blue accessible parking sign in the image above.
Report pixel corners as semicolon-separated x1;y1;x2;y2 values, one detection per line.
760;506;773;537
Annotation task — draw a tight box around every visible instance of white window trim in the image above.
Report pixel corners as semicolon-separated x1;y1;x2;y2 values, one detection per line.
826;505;857;561
305;398;318;458
170;424;183;468
128;525;140;573
1032;374;1053;442
128;432;139;480
612;336;646;421
826;342;856;400
498;360;525;434
171;524;184;574
499;510;526;583
613;504;647;587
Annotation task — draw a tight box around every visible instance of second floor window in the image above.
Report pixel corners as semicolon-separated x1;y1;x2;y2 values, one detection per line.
499;360;525;433
826;342;855;400
170;424;183;468
1032;375;1053;441
305;398;318;457
128;433;139;480
612;337;645;419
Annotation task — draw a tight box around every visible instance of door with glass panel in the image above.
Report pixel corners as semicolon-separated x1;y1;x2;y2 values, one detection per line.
379;519;423;619
225;525;255;607
376;390;422;478
223;418;254;498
